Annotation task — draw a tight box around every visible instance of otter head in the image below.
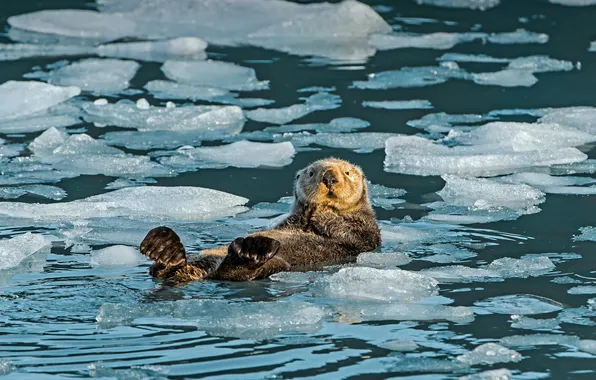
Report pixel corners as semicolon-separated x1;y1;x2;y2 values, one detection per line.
294;158;368;213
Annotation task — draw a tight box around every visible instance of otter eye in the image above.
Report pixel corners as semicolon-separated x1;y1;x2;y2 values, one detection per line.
296;174;300;179
309;171;314;177
345;171;350;176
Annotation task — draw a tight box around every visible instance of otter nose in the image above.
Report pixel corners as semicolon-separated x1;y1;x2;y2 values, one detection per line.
322;170;338;188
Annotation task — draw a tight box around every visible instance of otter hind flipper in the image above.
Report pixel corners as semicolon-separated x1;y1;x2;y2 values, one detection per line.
140;226;187;267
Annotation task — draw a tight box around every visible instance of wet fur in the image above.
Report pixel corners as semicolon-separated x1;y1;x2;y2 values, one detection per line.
140;158;381;283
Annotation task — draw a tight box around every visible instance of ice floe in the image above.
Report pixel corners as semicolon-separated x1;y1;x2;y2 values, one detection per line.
96;37;207;62
96;300;325;338
472;70;538;87
82;101;245;133
539;106;596;134
0;233;51;270
437;53;511;63
475;295;564;315
362;100;433;110
415;0;500;10
162;60;269;91
368;183;407;210
500;334;580;347
487;29;549;44
0;185;66;200
497;172;596;195
353;63;469;89
550;0;596;5
456;343;522;365
573;226;596;241
90;245;144;267
577;340;596;355
284;132;398;153
348;303;475;324
568;286;596;295
158;140;295;169
0;186;248;224
45;58;140;95
459;369;512;380
356;252;412;268
369;32;483;51
246;92;341;124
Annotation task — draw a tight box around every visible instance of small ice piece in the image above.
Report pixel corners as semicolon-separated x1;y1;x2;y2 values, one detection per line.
354;303;475;323
437;53;511;63
0;360;15;376
377;339;419;352
88;363;167;380
421;266;503;283
286;132;398;153
369;32;484;50
356;252;412;268
0;233;51;270
573;226;596;241
159;140;295;169
500;334;580;347
362;100;433;110
96;300;325;338
320;267;438;302
551;0;596;5
101;131;208;150
0;186;248;222
7;9;136;43
0;43;92;61
105;178;156;190
166;101;175;109
96;37;207;62
498;172;596;195
472;70;538;87
539;106;596;134
407;112;495;132
510;315;560;331
475;295;564;315
459;369;512;380
368;183;406;210
90;245;143;267
577;340;596;355
456;343;522;365
484;257;555;278
507;56;574;73
246;92;341;124
415;0;500;10
0;185;66;200
568;286;596;295
0;81;80;122
144;80;232;102
421;244;477;264
352;63;469;89
94;98;108;105
82;102;245;132
162;60;269;91
136;98;150;110
46;58;140;95
488;29;549;44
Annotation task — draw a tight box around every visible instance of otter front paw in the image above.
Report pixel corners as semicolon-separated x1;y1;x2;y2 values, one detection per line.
140;226;186;267
227;236;280;268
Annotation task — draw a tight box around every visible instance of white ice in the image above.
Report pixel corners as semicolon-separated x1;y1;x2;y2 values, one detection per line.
351;303;475;323
356;252;412;268
368;183;407;210
472;70;538;87
0;186;248;223
459;369;512;380
510;315;561;331
437;53;511;63
162;60;269;91
507;56;574;73
573;226;596;241
577;340;596;355
415;0;500;10
550;0;596;5
475;295;564;315
101;131;207;151
246;92;341;125
407;112;495;133
285;132;398;153
0;233;51;270
96;37;207;62
500;334;580;347
568;286;596;295
369;32;484;50
352;63;469;89
82;101;245;133
0;81;80;122
90;245;144;267
456;343;522;365
0;185;66;200
539;106;596;134
487;29;549;44
45;58;140;95
497;172;596;195
159;140;295;169
362;100;433;110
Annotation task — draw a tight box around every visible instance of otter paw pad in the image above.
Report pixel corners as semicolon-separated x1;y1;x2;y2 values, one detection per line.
229;236;280;265
140;226;186;267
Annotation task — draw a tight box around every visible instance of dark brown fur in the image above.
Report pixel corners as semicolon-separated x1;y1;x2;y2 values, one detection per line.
140;158;381;283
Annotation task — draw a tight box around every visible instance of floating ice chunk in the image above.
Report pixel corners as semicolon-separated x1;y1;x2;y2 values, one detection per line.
0;185;66;200
162;60;269;91
437;53;510;63
421;244;477;264
353;63;469;89
96;300;325;338
369;32;484;50
0;113;81;134
246;92;341;124
577;340;596;355
456;343;522;365
101;131;208;150
551;0;596;5
320;267;438;302
368;183;406;210
0;43;91;61
507;56;574;73
475;295;564;315
500;334;580;347
362;100;433;110
488;29;549;44
105;178;156;190
0;81;80;122
97;37;207;62
286;132;398;153
498;172;596;195
356;252;412;268
136;98;150;110
510;315;561;331
568;286;596;295
539;106;596;134
421;266;502;283
159;140;295;169
460;369;512;380
485;257;555;278
377;339;419;352
0;142;23;158
353;303;475;323
145;80;231;102
415;0;500;10
0;361;14;376
0;233;51;270
0;186;248;223
82;102;245;132
46;58;139;95
385;135;587;177
90;245;143;267
88;363;167;380
573;226;596;241
407;112;495;133
7;10;135;43
472;70;538;87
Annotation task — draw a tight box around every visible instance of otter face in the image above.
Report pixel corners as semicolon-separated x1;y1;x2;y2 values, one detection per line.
294;158;367;212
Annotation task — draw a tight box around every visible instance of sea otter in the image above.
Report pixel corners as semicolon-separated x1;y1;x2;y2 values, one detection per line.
140;158;381;282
